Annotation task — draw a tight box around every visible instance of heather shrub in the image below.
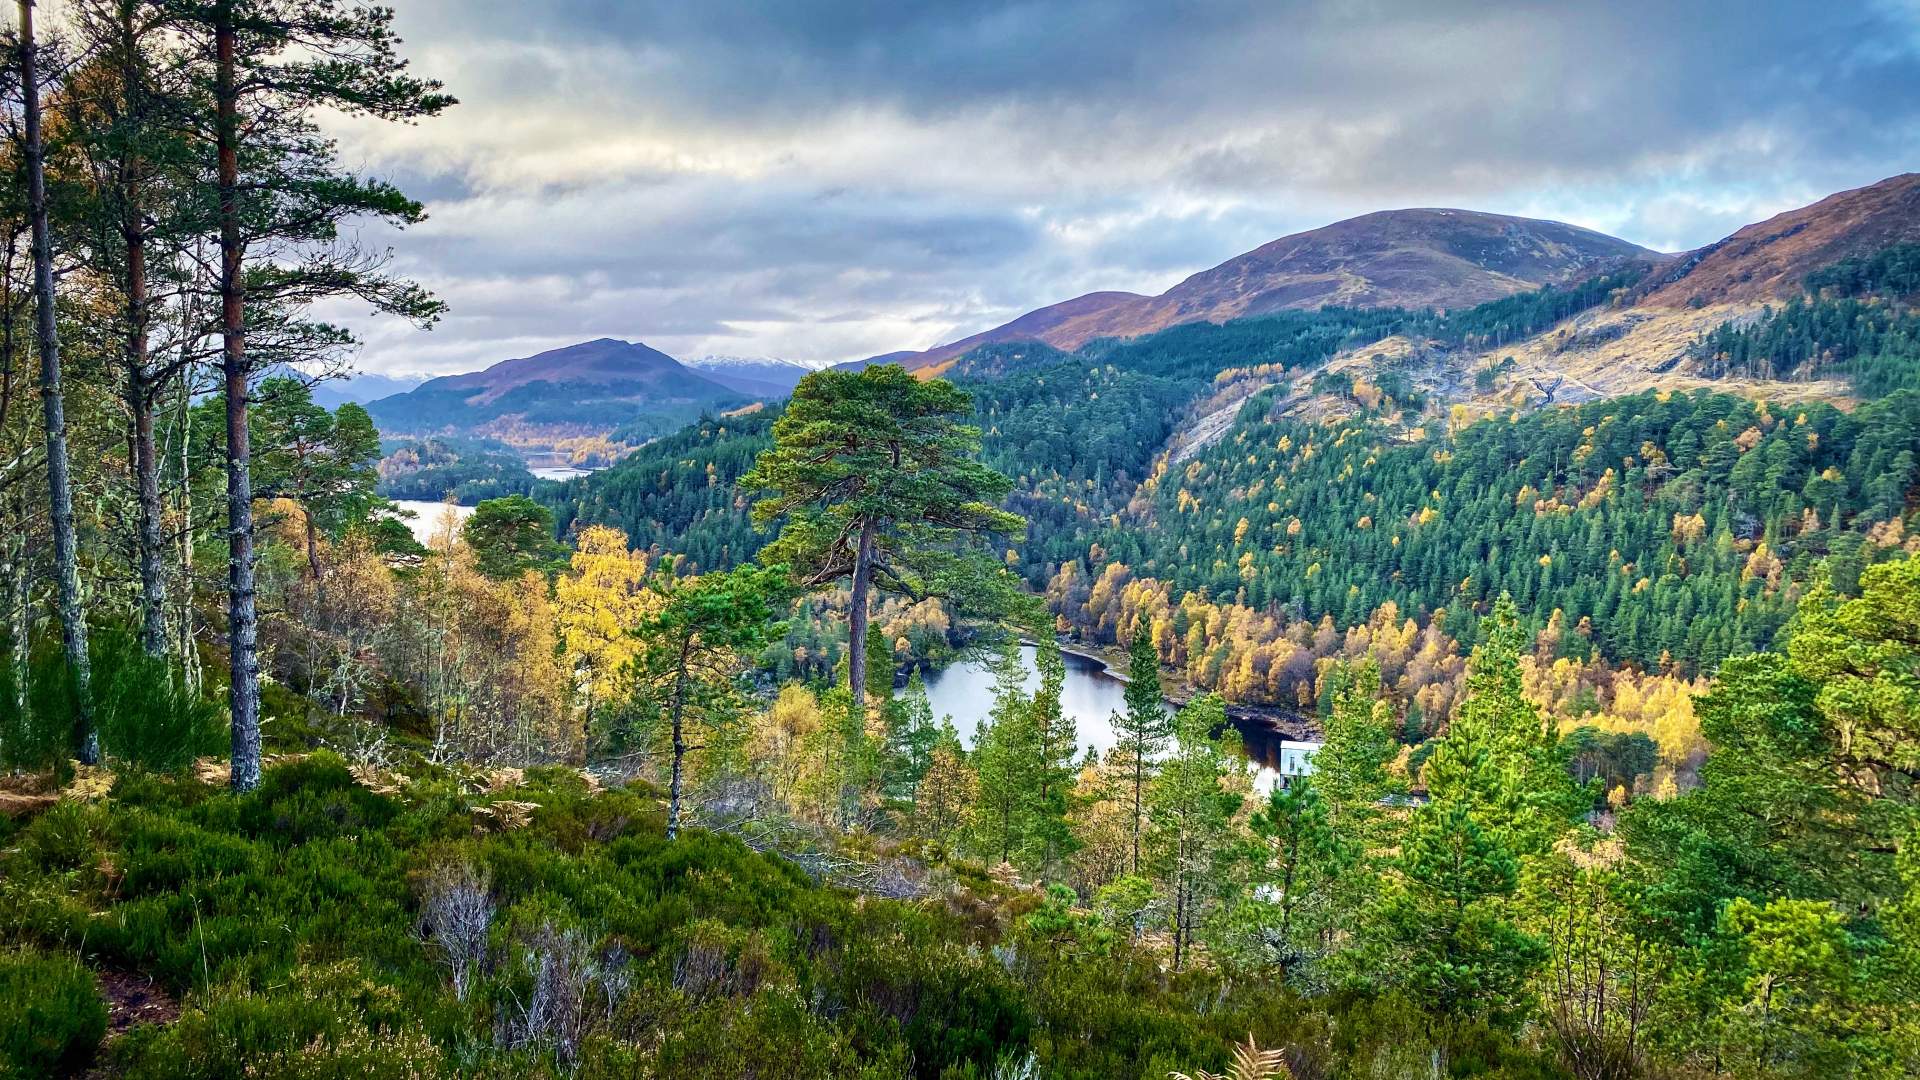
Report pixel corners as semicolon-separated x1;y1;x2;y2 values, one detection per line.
0;949;107;1078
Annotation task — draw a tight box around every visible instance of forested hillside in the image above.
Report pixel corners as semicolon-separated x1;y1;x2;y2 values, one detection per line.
547;258;1920;687
377;435;539;503
1073;389;1920;672
1691;244;1920;395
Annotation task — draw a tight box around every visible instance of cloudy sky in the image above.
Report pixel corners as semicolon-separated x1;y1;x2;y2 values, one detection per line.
324;0;1920;378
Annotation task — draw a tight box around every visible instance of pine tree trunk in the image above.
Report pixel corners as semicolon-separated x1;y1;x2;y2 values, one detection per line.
174;371;200;694
215;13;261;791
119;8;167;660
19;0;96;763
1;264;26;718
845;518;876;712
666;649;690;840
6;495;26;717
130;375;169;658
1131;745;1144;875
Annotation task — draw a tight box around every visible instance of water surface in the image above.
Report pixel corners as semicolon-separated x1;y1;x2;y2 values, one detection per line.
389;500;474;546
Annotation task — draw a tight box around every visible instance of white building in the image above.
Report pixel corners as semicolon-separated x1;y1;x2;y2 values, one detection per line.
1272;739;1322;788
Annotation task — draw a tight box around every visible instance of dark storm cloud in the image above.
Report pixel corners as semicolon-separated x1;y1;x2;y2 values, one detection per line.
331;0;1920;376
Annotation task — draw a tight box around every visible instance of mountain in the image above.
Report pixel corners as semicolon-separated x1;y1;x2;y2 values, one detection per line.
846;291;1145;375
682;356;815;397
860;209;1659;372
1639;172;1920;308
310;372;426;409
365;338;743;442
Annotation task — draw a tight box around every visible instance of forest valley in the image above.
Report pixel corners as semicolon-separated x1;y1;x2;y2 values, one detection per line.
2;2;1920;1079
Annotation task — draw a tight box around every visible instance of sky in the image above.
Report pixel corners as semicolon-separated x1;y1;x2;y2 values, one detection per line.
320;0;1920;379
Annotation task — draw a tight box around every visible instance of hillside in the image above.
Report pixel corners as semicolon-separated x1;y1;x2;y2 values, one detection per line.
1641;172;1920;308
365;338;745;443
848;291;1145;376
549;172;1920;692
864;209;1659;371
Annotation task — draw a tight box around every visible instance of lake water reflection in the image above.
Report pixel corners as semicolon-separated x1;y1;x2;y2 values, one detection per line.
912;644;1294;785
918;645;1155;758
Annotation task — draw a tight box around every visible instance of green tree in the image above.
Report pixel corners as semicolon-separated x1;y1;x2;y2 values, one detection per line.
742;364;1023;715
1373;799;1546;1066
1243;776;1346;979
970;643;1042;867
626;562;791;839
1424;595;1582;851
1028;637;1078;875
881;670;941;803
1115;625;1172;873
1713;897;1865;1076
15;0;95;761
1147;693;1248;970
1786;556;1920;792
251;378;383;587
56;0;206;661
1370;599;1566;1065
1313;661;1402;840
462;494;564;581
1619;554;1920;1075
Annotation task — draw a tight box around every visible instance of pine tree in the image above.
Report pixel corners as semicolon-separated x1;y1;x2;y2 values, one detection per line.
161;0;452;790
1246;776;1344;977
742;365;1023;717
911;723;974;844
1423;595;1581;851
970;643;1040;867
881;670;941;802
1147;693;1248;970
15;0;95;761
625;561;790;839
57;0;204;660
1376;799;1545;1065
1028;636;1079;874
1115;625;1172;872
1313;661;1400;837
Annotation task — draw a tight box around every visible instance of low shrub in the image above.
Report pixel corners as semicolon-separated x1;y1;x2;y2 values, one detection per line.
0;949;107;1078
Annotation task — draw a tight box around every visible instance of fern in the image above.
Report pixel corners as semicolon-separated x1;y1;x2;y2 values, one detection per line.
1170;1033;1290;1080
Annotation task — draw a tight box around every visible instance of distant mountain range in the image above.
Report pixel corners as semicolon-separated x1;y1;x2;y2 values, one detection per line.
682;355;817;397
362;174;1920;447
311;372;427;410
364;338;749;443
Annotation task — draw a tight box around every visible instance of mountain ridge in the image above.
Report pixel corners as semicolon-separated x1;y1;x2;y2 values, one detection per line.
852;207;1662;372
683;355;816;397
1639;172;1920;308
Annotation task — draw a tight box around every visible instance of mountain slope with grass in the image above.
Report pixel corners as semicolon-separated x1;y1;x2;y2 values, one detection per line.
1640;172;1920;308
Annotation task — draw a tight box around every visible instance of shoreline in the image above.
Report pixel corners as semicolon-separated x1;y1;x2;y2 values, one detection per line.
1051;639;1322;741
